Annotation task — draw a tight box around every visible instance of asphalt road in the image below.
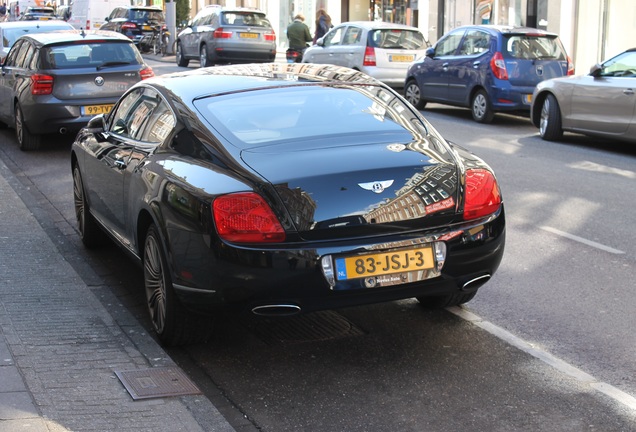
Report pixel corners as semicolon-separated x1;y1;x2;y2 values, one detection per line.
0;59;635;430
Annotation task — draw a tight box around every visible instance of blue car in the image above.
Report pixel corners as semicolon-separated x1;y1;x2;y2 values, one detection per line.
404;25;573;123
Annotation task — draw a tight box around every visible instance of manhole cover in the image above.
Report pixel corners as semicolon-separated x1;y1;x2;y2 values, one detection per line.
251;310;365;344
115;367;202;400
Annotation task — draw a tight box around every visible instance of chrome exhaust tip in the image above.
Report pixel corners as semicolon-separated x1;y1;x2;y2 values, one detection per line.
59;127;68;134
462;274;491;291
251;304;302;317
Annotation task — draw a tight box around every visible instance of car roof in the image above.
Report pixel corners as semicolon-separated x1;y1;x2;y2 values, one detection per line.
142;63;382;101
0;20;72;29
337;21;422;31
201;5;266;14
120;5;163;11
452;24;559;37
18;29;134;45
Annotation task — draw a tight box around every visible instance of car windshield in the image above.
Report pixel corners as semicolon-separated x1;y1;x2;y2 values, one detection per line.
194;85;426;148
44;42;142;69
221;12;270;27
504;35;566;60
368;29;426;50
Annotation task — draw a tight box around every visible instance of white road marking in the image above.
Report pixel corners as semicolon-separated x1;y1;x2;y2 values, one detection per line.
540;226;625;255
448;306;636;412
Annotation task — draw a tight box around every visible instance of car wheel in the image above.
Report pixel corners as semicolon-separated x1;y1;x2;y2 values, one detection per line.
72;165;105;248
15;104;41;151
143;224;212;346
404;79;426;110
199;44;212;67
176;42;189;67
417;291;477;309
539;94;563;141
471;89;495;123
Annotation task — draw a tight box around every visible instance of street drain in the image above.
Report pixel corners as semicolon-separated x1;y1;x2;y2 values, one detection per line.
250;310;365;344
115;367;202;400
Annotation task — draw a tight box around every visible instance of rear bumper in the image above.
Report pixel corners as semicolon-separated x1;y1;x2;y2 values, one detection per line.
21;98;119;135
488;84;535;112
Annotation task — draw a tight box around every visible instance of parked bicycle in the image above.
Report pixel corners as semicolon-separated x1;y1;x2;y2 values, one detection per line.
139;23;170;56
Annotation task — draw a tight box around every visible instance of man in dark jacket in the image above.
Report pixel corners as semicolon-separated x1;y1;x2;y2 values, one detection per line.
286;14;312;51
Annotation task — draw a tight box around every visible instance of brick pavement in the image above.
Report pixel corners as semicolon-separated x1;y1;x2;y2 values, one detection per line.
0;156;235;431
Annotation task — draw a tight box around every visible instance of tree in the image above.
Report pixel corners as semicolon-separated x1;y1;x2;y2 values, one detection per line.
176;0;190;28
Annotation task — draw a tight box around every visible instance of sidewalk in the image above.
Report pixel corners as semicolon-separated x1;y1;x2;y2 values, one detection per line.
0;158;235;430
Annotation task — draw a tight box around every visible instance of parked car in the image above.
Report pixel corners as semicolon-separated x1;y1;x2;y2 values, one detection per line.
0;30;154;151
19;6;56;20
0;20;74;62
70;63;505;346
175;5;276;67
100;5;166;51
65;0;131;30
302;21;429;88
404;25;574;123
531;47;636;143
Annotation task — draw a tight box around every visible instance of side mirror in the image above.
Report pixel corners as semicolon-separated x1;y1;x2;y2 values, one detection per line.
589;63;602;77
86;114;105;132
425;47;435;58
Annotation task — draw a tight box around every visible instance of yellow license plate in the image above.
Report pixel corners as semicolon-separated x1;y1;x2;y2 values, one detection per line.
142;25;153;31
82;105;113;116
239;32;258;39
335;247;434;281
390;54;414;62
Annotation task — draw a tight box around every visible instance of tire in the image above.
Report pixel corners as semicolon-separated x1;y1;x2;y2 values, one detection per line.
72;165;106;248
15;104;41;151
404;79;426;110
199;44;212;67
175;42;189;67
539;94;563;141
471;89;495;123
417;291;478;309
161;35;169;56
143;224;212;346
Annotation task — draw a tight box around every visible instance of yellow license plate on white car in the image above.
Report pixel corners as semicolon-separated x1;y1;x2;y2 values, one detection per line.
82;105;113;116
335;246;434;281
389;54;415;62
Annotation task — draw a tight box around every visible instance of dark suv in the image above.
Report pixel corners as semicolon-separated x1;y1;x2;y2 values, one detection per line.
404;25;574;123
101;6;166;51
175;5;276;67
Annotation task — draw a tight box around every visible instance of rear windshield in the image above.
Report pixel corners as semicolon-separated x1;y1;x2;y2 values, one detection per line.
43;42;142;69
368;29;427;50
504;35;567;60
194;85;426;148
221;12;271;28
129;9;165;23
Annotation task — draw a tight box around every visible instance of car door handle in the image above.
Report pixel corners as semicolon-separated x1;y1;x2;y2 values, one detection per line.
624;88;634;95
472;61;481;68
442;62;449;71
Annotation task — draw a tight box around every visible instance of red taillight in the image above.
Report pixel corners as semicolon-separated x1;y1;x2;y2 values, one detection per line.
31;74;54;95
490;51;508;80
363;46;376;66
213;192;285;243
264;31;276;42
140;66;154;80
566;55;575;76
86;19;90;30
463;169;501;220
121;22;137;30
214;27;232;39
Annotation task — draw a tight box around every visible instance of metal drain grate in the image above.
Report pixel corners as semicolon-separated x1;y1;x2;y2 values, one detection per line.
115;367;202;400
250;310;365;344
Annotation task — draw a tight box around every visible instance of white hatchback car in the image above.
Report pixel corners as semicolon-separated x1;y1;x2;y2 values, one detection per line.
302;21;429;88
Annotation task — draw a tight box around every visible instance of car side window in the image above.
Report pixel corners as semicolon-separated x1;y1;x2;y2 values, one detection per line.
28;47;39;69
14;40;32;67
435;30;464;56
458;30;489;56
343;27;362;45
4;40;23;66
324;27;344;47
139;97;176;143
602;51;636;77
108;88;145;139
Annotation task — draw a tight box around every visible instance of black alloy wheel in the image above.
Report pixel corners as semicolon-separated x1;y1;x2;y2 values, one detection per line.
539;94;564;141
72;166;105;248
15;104;41;151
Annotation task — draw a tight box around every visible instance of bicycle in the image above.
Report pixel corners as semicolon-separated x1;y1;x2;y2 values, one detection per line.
140;23;170;56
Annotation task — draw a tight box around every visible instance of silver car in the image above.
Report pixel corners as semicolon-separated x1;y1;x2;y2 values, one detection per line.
0;20;74;62
302;21;429;88
531;47;636;143
175;5;276;67
0;30;154;151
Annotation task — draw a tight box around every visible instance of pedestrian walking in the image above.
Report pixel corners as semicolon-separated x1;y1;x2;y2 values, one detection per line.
313;8;332;44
